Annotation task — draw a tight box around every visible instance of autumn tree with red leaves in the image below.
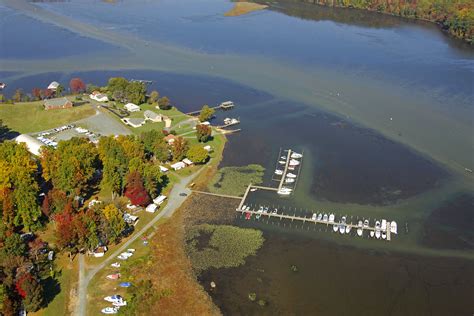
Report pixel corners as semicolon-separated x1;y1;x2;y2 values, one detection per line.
15;273;43;312
69;78;86;93
124;171;150;207
32;88;42;101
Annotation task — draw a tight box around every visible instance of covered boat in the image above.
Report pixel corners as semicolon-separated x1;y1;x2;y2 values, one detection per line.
328;214;335;222
390;221;398;234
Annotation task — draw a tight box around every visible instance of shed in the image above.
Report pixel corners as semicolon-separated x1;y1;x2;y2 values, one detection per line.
163;116;172;128
15;134;43;156
159;165;169;172
170;161;186;170
124;103;140;112
44;97;73;110
144;110;162;122
164;134;177;144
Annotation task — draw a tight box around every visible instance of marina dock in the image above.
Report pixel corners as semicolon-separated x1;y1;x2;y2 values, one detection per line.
236;207;394;241
186;101;235;116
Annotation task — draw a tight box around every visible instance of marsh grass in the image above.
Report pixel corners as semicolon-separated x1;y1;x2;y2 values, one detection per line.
208;164;265;196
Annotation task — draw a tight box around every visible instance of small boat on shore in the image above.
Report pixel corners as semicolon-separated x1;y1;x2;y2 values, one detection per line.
106;273;121;280
101;307;119;314
111;262;120;268
250;188;257;192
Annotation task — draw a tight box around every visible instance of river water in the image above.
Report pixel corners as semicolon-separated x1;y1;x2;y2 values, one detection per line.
0;0;473;314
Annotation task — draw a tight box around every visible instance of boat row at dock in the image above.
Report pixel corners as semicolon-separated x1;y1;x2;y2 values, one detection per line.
237;206;398;241
273;149;303;195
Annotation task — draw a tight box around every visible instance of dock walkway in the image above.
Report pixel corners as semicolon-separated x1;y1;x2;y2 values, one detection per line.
191;190;242;200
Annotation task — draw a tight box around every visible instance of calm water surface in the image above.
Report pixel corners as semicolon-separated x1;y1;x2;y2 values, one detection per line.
0;0;473;314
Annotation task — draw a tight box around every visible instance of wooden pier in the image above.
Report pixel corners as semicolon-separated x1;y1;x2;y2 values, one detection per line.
191;190;242;200
216;119;240;129
186;101;235;116
236;208;394;240
278;149;293;192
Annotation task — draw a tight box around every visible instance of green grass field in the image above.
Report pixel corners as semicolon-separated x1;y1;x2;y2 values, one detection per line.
0;99;96;134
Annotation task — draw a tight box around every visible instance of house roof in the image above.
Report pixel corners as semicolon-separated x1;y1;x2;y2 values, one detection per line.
144;110;160;120
44;97;71;108
126;118;145;125
164;134;176;142
171;161;186;168
47;81;60;90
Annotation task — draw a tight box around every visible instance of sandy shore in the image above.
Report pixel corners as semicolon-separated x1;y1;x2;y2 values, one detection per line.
224;2;268;17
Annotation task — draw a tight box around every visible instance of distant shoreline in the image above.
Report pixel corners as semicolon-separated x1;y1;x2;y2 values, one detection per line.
224;2;268;17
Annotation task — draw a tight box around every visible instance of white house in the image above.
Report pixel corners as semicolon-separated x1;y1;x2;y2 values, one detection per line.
144;110;162;122
89;91;109;102
15;134;44;156
170;161;186;170
47;81;60;91
153;195;167;205
145;203;158;213
121;118;145;128
124;103;140;112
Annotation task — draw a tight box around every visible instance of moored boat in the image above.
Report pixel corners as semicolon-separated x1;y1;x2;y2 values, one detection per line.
323;213;328;222
339;224;345;234
345;225;351;234
285;178;295;183
275;169;283;175
333;224;338;232
101;307;119;314
382;232;387;239
357;228;363;236
370;231;375;238
328;213;335;222
317;213;322;221
375;230;381;239
390;221;398;234
363;219;369;228
287;173;297;178
291;152;303;159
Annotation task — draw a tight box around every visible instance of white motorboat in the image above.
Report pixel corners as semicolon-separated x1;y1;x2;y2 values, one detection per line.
279;160;286;164
250;188;257;192
277;190;291;195
263;207;269;214
364;219;369;228
101;307;119;314
289;159;300;166
390;221;398;234
274;169;283;175
382;232;387;239
280;156;287;160
358;220;363;228
287;173;297;178
291;152;303;159
328;213;335;223
317;213;322;221
111;262;120;268
339;224;345;234
375;220;381;229
341;216;347;224
104;295;123;303
370;231;375;238
375;230;381;239
272;209;278;214
381;219;387;231
288;166;295;171
333;224;338;232
357;228;363;236
285;178;295;183
312;213;317;220
345;225;351;234
323;214;329;222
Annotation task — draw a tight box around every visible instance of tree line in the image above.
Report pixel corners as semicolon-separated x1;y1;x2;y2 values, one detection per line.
0;127;210;314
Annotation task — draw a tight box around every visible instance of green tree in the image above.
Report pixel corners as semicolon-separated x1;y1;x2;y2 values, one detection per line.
142;163;165;196
196;124;212;142
55;84;64;97
102;204;125;243
107;77;129;97
199;105;215;122
125;82;146;105
148;90;159;104
40;138;99;196
140;130;169;161
0;142;41;230
1;233;27;257
157;96;171;110
171;137;188;161
13;89;23;103
20;276;44;312
186;145;209;164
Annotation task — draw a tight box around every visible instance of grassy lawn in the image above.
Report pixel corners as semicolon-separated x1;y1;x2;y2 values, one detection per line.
0;99;96;134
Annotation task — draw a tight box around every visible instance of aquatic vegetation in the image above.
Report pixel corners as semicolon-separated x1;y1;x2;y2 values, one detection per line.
290;265;298;272
186;224;264;273
248;292;257;301
208;164;265;196
258;299;267;307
